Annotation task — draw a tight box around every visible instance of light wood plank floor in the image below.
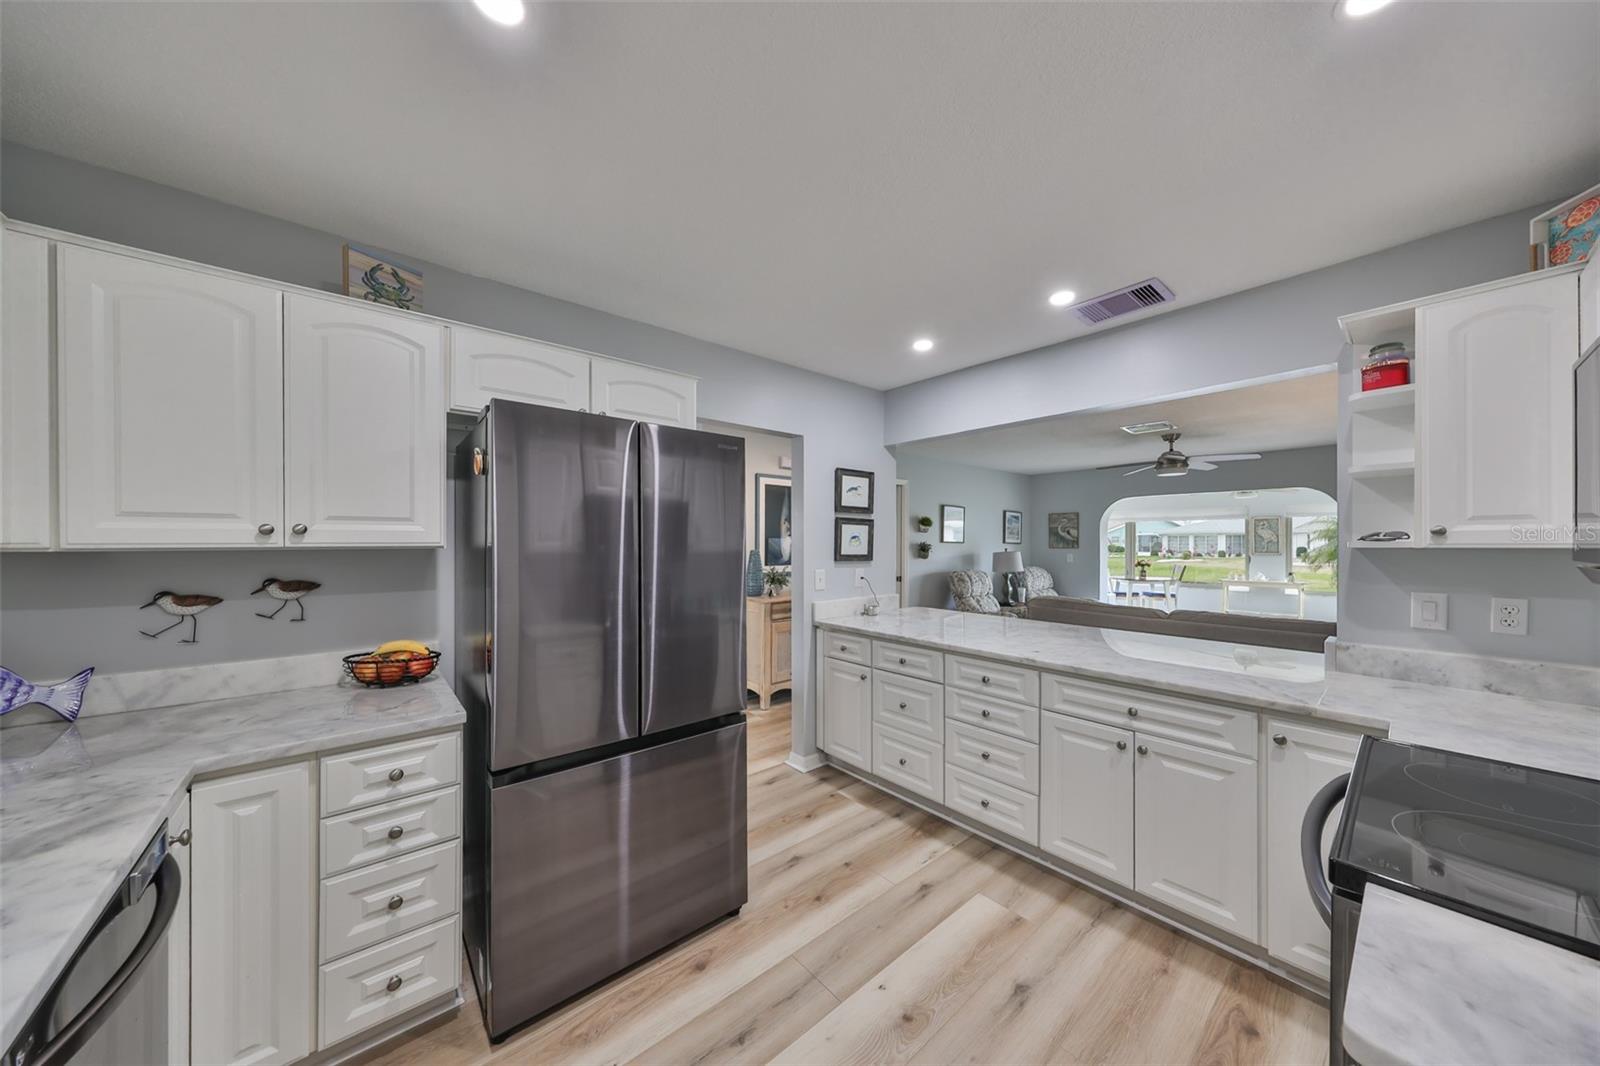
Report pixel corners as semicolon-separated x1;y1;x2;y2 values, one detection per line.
367;702;1328;1066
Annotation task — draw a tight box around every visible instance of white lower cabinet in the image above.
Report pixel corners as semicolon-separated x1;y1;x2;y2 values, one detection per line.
1039;712;1134;889
167;796;192;1066
1265;720;1360;980
319;916;460;1049
191;763;316;1066
1134;735;1259;942
945;765;1039;845
821;656;872;771
872;722;943;802
319;841;461;962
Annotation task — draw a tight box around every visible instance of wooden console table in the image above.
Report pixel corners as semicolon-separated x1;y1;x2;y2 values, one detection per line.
746;594;792;709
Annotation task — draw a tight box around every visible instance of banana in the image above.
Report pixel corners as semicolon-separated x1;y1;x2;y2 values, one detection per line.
374;639;430;656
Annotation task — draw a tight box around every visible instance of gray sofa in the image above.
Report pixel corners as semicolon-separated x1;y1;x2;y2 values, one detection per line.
1024;595;1334;654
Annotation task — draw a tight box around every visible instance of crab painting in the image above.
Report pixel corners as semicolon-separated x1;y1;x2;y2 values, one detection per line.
360;262;417;310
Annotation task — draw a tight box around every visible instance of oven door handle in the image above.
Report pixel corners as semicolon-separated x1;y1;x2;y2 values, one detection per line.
1301;772;1350;929
33;855;181;1066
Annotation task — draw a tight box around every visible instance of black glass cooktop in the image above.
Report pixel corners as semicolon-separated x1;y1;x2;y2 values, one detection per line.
1330;737;1600;957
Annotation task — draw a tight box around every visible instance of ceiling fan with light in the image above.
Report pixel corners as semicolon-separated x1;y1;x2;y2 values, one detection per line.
1098;432;1262;478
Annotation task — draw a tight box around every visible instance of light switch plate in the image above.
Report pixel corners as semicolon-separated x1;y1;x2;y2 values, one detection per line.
1490;597;1528;636
1409;592;1448;631
814;569;826;592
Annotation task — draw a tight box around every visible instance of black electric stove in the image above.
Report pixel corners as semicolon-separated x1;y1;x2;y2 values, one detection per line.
1330;736;1600;958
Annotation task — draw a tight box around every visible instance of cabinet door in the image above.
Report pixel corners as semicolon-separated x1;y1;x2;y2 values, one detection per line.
284;294;445;546
1417;272;1577;546
57;245;283;547
167;795;191;1066
1039;713;1133;888
191;762;314;1066
2;231;53;548
822;657;871;771
448;325;590;416
590;358;697;428
1134;735;1259;941
772;618;792;683
1265;720;1359;981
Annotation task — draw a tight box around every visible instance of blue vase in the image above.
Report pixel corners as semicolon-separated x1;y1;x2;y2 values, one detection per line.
746;550;765;596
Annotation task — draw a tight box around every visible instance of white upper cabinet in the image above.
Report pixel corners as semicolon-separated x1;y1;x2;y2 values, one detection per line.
57;245;285;548
284;294;445;546
1417;271;1577;547
590;359;697;428
449;326;590;416
2;231;54;549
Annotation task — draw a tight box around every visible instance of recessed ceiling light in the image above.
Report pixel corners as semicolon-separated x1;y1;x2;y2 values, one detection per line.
1047;289;1077;308
473;0;526;26
911;337;935;354
1340;0;1394;17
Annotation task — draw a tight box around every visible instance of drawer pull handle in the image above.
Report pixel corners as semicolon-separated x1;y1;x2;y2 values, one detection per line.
981;675;991;684
388;768;406;783
387;825;405;841
979;799;990;809
1136;744;1149;756
899;701;908;710
1127;707;1138;718
1272;733;1288;747
980;752;991;760
898;758;907;767
899;657;908;665
386;975;404;993
980;709;991;718
387;894;404;911
257;523;275;536
1115;740;1127;751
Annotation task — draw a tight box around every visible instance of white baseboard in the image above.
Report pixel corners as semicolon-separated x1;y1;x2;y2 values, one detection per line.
784;749;826;773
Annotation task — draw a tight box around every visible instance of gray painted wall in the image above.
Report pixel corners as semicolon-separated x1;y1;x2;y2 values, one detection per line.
895;457;1030;609
1;142;901;757
883;207;1538;447
1025;446;1338;602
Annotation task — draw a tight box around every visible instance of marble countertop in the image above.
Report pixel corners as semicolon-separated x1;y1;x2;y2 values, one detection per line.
1344;885;1600;1065
817;609;1600;778
0;679;465;1050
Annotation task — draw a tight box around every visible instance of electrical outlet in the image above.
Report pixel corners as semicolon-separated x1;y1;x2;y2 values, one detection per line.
1490;597;1528;636
814;569;826;592
1410;592;1448;632
854;568;867;589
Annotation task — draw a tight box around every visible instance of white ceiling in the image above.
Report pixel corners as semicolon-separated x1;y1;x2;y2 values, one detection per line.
2;2;1596;390
896;371;1338;474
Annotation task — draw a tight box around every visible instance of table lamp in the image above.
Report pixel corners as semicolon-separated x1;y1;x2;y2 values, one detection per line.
993;550;1025;606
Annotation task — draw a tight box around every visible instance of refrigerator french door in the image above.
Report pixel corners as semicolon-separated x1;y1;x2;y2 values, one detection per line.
456;400;747;1042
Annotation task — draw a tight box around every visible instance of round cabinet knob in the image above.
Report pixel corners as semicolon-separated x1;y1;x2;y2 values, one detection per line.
898;758;907;767
1272;734;1288;747
388;768;406;782
899;657;907;665
291;523;309;535
840;644;848;652
1126;707;1139;718
386;975;404;993
387;894;405;911
387;825;405;841
898;702;907;710
168;827;192;847
980;752;991;761
859;673;868;681
979;799;991;809
980;709;991;718
1429;525;1447;536
980;675;991;684
1115;740;1128;751
257;523;275;536
1136;744;1149;756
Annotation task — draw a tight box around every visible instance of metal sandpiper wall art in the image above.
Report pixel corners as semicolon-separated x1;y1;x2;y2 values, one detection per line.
251;578;321;621
138;591;223;643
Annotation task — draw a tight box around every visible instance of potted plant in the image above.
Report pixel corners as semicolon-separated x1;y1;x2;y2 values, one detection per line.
763;567;792;597
1135;558;1151;580
914;541;932;559
915;515;933;533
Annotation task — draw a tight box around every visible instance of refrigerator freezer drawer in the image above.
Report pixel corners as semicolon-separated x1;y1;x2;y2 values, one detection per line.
485;720;748;1038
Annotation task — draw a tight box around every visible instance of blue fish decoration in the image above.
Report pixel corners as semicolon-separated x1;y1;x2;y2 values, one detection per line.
0;667;94;722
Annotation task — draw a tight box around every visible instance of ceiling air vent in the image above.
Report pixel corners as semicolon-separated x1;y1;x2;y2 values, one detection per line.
1072;278;1175;325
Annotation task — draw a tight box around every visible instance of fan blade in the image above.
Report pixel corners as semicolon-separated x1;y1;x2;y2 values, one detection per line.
1120;465;1157;477
1187;461;1218;471
1096;461;1153;471
1187;453;1262;463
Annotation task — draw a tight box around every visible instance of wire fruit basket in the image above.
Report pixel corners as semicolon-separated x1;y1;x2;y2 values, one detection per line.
342;650;440;687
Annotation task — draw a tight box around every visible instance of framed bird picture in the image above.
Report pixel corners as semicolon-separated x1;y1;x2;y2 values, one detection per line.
834;468;875;513
834;517;874;561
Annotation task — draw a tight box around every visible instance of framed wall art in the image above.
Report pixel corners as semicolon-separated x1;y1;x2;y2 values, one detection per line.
834;468;875;513
343;243;423;311
1250;516;1284;556
1047;512;1079;549
1003;510;1023;545
755;474;793;567
940;504;965;543
834;517;875;561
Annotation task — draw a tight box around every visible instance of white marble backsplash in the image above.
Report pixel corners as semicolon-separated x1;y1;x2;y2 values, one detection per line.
1;642;441;728
1332;640;1600;706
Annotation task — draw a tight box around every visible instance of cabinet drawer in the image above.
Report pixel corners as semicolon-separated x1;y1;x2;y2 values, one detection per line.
1042;673;1255;757
322;732;461;816
945;766;1039;845
945;654;1039;706
320;841;461;963
318;915;460;1050
824;632;871;665
871;640;944;682
872;671;944;741
945;720;1039;794
770;599;792;622
946;688;1039;743
872;723;943;803
322;787;461;876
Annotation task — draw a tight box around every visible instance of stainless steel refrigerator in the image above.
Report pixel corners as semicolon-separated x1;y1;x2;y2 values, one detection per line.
454;400;748;1041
